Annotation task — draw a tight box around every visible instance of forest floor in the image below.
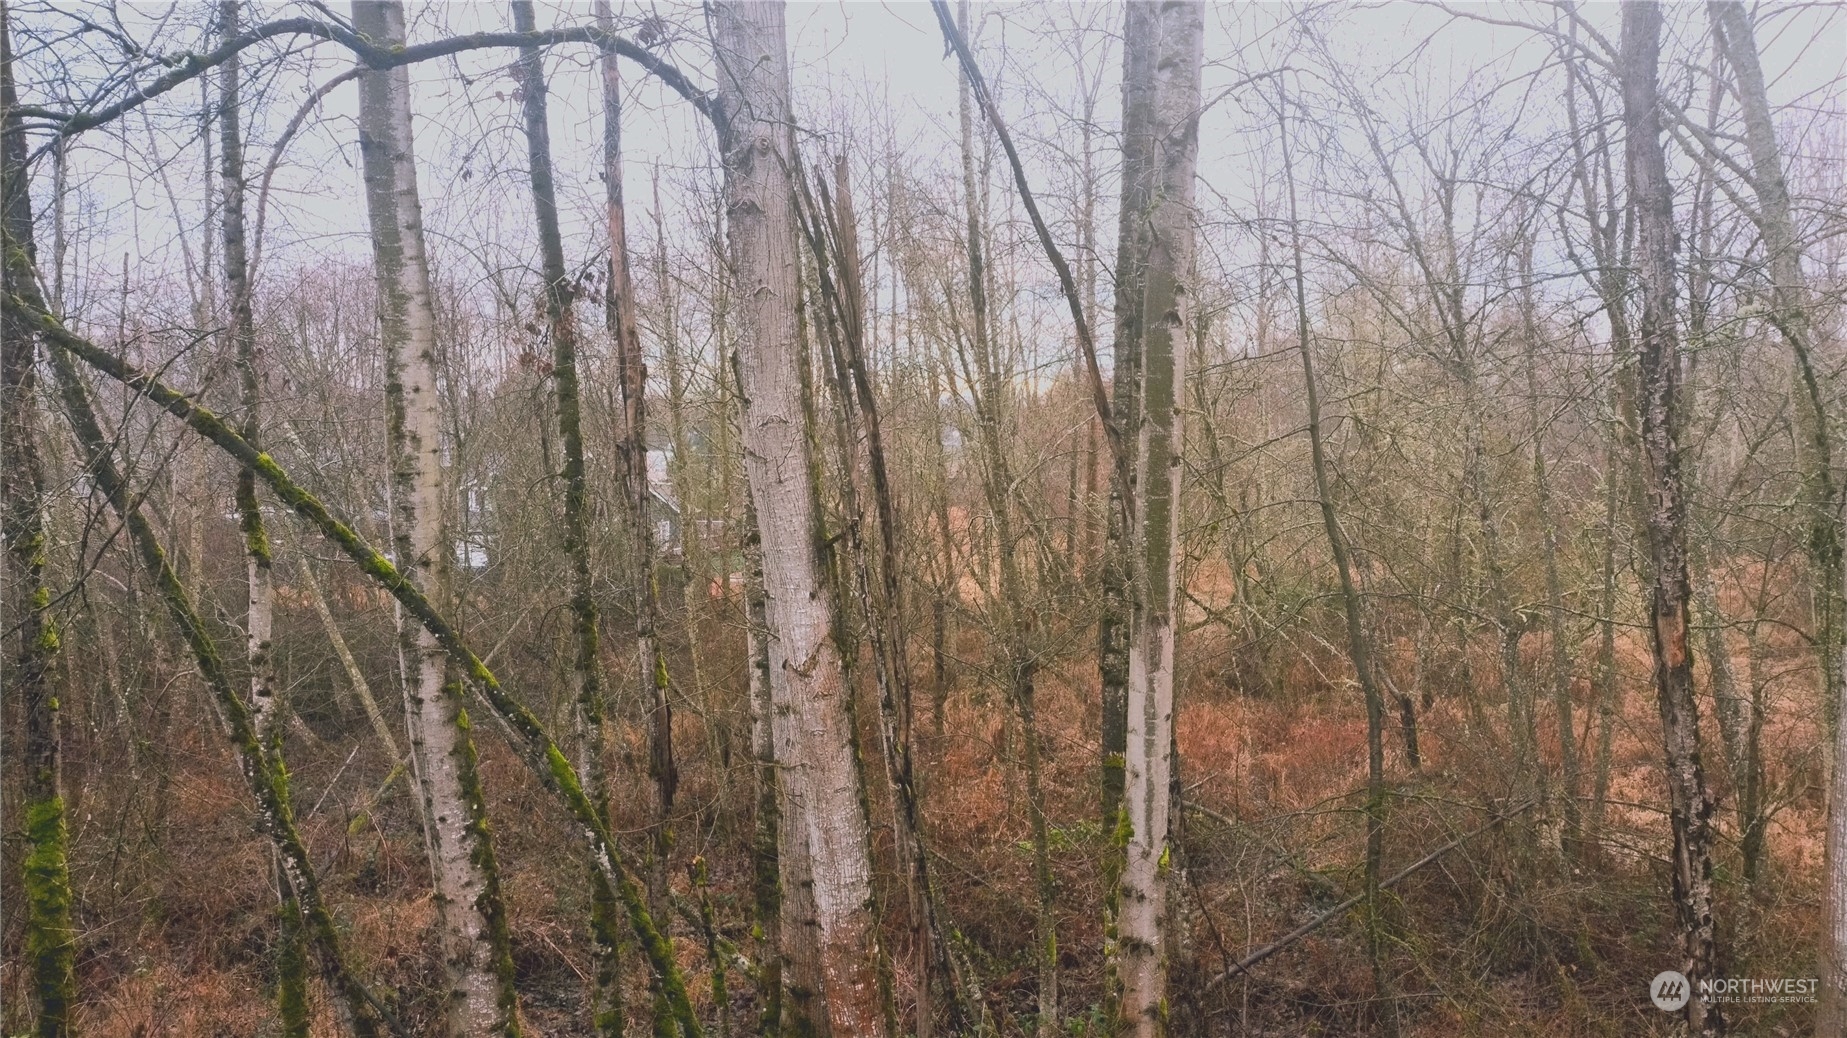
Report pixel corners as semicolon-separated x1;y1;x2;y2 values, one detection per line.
5;593;1827;1037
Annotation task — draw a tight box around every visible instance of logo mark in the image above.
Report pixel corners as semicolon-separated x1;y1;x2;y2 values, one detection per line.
1651;970;1690;1011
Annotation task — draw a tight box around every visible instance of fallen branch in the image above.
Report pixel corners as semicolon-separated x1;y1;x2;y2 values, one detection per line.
1203;798;1538;992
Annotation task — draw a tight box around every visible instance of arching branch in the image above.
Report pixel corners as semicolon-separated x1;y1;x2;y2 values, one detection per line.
16;16;722;142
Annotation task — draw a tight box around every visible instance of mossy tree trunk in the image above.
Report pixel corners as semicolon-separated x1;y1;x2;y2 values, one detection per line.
1101;0;1155;841
1;16;75;1033
509;3;629;1032
214;4;306;1030
352;3;519;1033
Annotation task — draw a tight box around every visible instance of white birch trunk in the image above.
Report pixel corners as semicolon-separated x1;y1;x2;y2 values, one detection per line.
1121;5;1202;1035
352;3;515;1033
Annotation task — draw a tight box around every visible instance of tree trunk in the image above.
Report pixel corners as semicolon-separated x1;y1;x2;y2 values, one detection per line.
1588;436;1624;845
1621;5;1724;1033
352;4;519;1033
1;17;76;1033
1279;80;1397;1038
296;551;402;760
1101;0;1157;835
742;489;785;1037
1559;19;1636;856
1520;244;1581;854
1099;5;1157;1023
509;4;630;1032
1706;5;1841;750
215;5;306;1029
1706;1;1847;1020
1119;6;1202;1035
711;5;886;1034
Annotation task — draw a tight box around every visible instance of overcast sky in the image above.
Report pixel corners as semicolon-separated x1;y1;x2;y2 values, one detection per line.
11;2;1844;380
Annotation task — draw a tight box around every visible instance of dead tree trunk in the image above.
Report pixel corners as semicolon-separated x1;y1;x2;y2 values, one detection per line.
593;2;680;940
296;551;401;759
1621;5;1724;1033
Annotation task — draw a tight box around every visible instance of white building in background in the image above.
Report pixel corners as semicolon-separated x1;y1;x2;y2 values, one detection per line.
456;482;491;571
451;455;689;571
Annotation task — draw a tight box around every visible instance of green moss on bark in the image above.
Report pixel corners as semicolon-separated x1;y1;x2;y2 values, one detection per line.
277;895;311;1038
454;699;522;1035
23;796;77;1038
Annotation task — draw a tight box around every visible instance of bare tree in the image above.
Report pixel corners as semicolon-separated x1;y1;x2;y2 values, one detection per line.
1622;4;1724;1034
1276;78;1399;1038
25;279;396;1038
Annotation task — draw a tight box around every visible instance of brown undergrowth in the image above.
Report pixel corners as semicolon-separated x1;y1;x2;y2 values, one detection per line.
0;566;1828;1036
